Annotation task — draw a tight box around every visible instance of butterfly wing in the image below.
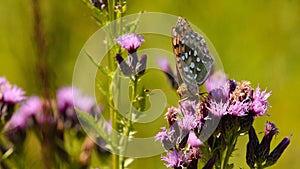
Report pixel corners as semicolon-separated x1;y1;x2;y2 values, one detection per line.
180;31;214;85
172;17;214;99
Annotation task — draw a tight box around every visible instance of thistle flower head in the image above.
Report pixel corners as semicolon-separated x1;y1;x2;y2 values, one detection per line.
157;57;173;75
227;100;250;116
187;130;203;147
19;96;42;116
2;85;26;104
161;149;187;168
4;96;41;131
187;147;200;163
256;122;279;163
179;100;197;115
155;127;168;141
264;121;278;137
4;112;28;130
205;71;228;91
57;86;75;113
156;57;178;89
165;107;178;126
57;86;96;114
75;95;95;113
0;77;10;90
251;85;271;116
230;81;253;102
205;71;229;102
177;113;197;131
115;34;144;53
207;99;228;117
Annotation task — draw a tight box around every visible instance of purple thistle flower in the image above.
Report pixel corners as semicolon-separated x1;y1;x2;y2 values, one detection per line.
187;147;200;161
156;126;178;149
0;76;10;87
227;101;250;116
4;96;41;131
35;110;56;126
177;113;197;131
251;85;271;116
19;96;42;116
205;71;228;95
264;121;279;137
156;57;178;90
115;33;144;53
75;95;95;113
57;86;77;113
187;130;203;147
161;149;186;168
155;127;169;142
157;57;173;75
207;100;228;117
2;85;26;104
165;107;178;126
179;100;197;115
4;112;28;130
57;86;95;114
256;121;279;163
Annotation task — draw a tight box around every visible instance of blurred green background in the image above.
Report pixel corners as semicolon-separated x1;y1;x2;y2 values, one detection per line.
0;0;299;168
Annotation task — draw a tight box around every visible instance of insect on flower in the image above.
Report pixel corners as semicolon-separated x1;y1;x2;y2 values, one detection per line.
172;17;214;100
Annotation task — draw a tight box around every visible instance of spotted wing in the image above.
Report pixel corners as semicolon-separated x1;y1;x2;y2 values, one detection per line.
172;17;213;86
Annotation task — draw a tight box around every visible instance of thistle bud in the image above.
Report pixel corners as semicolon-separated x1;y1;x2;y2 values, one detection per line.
116;54;132;77
248;126;259;147
136;54;147;75
128;52;138;71
202;157;215;169
256;122;278;163
264;137;290;167
246;126;259;168
246;140;256;168
156;57;178;90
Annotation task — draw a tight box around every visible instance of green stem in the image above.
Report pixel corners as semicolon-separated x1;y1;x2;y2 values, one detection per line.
107;0;118;168
121;77;138;168
222;135;237;169
110;98;119;169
